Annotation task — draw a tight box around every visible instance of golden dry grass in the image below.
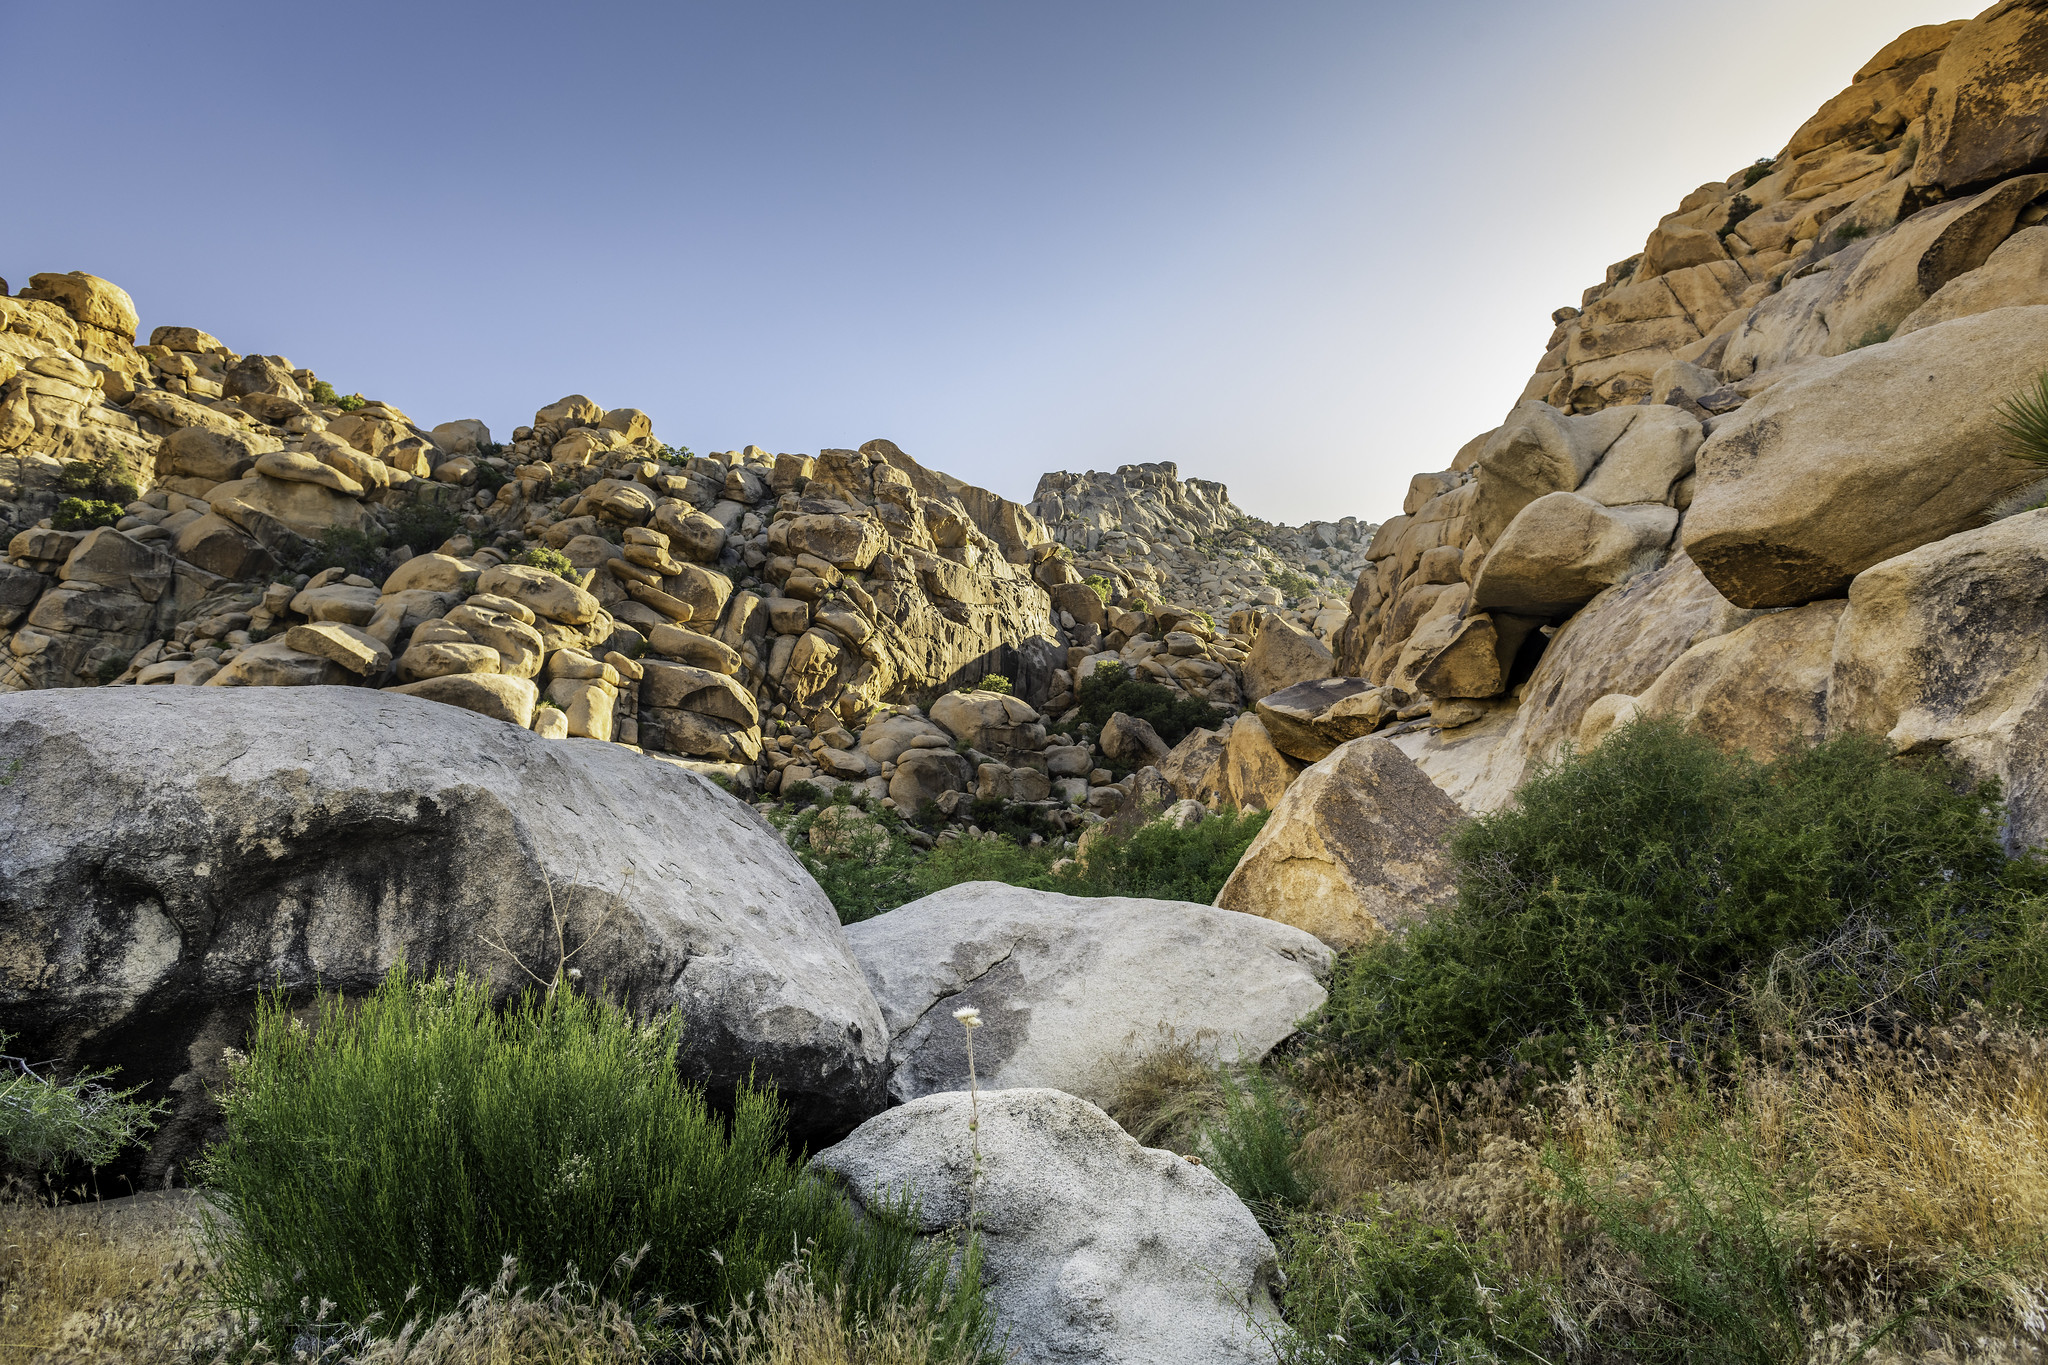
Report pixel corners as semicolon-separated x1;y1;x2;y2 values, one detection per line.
0;1189;246;1363
1102;1029;1226;1153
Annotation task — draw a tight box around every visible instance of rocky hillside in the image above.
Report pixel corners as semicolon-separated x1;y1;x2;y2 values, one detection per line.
1185;3;2048;956
1031;462;1371;643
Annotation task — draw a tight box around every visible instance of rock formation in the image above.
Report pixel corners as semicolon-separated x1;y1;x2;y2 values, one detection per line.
1282;8;2048;869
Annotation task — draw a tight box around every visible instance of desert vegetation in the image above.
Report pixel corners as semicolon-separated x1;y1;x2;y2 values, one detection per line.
1105;721;2048;1364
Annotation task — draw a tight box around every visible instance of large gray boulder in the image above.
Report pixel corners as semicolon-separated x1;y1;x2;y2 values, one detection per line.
812;1087;1282;1365
842;882;1331;1106
0;687;888;1182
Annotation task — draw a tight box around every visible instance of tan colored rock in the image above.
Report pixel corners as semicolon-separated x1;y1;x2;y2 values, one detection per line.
649;623;741;673
1099;712;1170;766
397;640;501;682
1896;226;2048;335
654;505;728;562
1215;738;1461;950
429;419;492;455
1254;678;1380;762
254;450;362;495
532;705;571;739
1472;493;1678;618
1468;401;1634;543
158;425;276;483
1222;714;1303;811
785;513;887;571
1685;306;2048;608
285;622;392;677
1576;405;1701;507
1158;726;1230;805
209;473;372;539
476;563;601;625
534;395;602;430
444;603;546;678
203;638;354;688
290;583;381;627
21;272;138;340
382;553;473;595
666;563;734;621
1636;599;1847;757
1241;616;1334;703
545;677;618;741
1827;507;2048;852
642;660;759;726
386;673;539;728
929;689;1040;750
1576;694;1645;750
1914;3;2048;193
1414;612;1541;700
888;749;974;807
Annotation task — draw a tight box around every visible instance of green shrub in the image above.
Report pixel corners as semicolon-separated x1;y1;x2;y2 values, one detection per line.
473;462;509;493
57;449;141;506
1075;661;1222;748
1065;807;1267;903
780;780;824;809
0;1035;162;1176
200;970;996;1354
51;497;124;531
789;800;925;925
959;673;1011;695
1830;220;1871;243
299;526;386;579
1996;369;2048;469
1084;575;1112;607
1201;1068;1306;1222
1266;568;1316;600
514;546;577;579
1276;1208;1555;1365
1850;322;1895;349
390;501;464;555
308;379;341;405
1310;721;2045;1075
1742;157;1775;188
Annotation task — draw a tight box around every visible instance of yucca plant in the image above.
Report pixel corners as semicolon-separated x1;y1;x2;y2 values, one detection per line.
1995;369;2048;467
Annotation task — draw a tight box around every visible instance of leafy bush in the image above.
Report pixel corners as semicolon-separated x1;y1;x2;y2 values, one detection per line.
959;673;1011;694
1311;721;2046;1075
473;461;510;494
57;449;141;506
1829;220;1871;243
789;799;925;925
1277;1209;1555;1365
1266;568;1316;600
515;545;578;579
308;379;341;405
300;525;386;579
390;501;464;554
0;1035;162;1176
1742;157;1775;188
1084;575;1112;606
1066;807;1266;902
1075;661;1221;748
51;497;124;531
1201;1067;1306;1221
200;970;996;1354
1996;369;2048;469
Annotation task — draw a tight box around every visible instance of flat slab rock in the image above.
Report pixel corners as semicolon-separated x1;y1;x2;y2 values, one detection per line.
843;882;1332;1106
813;1087;1281;1365
0;686;887;1183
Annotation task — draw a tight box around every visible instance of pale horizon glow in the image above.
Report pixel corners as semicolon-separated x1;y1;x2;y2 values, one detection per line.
4;1;1972;525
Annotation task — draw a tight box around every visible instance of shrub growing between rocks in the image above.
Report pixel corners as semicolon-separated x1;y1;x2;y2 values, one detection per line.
50;496;124;531
1312;721;2048;1076
1073;661;1221;747
200;970;995;1356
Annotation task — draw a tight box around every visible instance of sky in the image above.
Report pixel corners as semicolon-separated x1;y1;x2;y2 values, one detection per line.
4;0;1973;525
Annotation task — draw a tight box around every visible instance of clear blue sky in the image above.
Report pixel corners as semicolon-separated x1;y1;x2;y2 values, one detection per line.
5;1;1967;524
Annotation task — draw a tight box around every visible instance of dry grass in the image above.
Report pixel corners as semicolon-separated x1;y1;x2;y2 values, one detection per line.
352;1256;659;1364
0;1190;245;1363
703;1254;984;1365
1102;1029;1226;1153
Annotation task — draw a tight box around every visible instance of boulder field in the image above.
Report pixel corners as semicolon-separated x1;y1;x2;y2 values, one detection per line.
4;9;2048;1361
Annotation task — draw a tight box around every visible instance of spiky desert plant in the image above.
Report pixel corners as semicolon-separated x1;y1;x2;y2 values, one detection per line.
1996;369;2048;468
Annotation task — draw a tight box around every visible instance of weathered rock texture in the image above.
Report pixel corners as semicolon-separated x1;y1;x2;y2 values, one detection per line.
844;882;1332;1105
1216;738;1464;949
0;686;889;1181
813;1088;1281;1365
1313;8;2048;854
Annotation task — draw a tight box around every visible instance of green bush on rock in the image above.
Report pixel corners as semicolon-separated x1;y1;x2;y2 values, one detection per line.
1074;661;1221;748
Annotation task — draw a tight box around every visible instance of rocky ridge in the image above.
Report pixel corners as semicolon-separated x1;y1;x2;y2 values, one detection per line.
1201;4;2048;953
0;278;1378;831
